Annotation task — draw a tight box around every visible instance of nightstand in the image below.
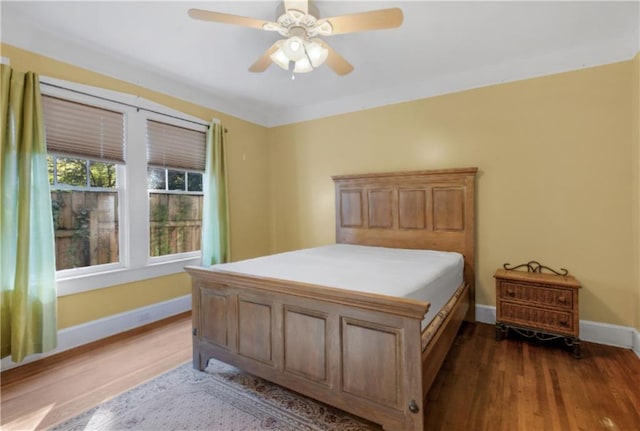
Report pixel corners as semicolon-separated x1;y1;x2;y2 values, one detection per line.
494;262;581;358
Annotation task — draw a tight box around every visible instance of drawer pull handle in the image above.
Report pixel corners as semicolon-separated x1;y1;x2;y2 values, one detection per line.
558;296;567;304
559;319;569;327
506;288;515;297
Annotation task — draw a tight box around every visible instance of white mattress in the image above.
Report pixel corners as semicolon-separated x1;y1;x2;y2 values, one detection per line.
210;244;464;330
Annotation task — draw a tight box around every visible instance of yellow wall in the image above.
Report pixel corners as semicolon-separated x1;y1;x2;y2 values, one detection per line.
633;53;640;332
269;60;637;327
3;43;638;331
57;273;189;329
2;44;272;329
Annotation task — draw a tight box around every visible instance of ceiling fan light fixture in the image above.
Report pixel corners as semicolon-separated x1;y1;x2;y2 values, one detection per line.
271;36;328;73
282;36;306;61
306;39;328;67
270;41;291;70
293;57;313;73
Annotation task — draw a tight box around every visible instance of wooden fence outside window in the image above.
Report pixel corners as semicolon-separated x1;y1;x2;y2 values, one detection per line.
51;190;202;270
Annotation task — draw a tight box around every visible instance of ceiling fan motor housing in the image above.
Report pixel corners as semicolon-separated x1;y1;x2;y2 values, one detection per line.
264;7;333;38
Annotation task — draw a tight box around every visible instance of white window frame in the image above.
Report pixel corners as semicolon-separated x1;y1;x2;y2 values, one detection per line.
144;110;206;264
49;154;124;277
41;76;205;296
147;182;204;264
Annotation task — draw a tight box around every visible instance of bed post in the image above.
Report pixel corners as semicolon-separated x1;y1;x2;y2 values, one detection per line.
401;317;426;431
191;280;205;371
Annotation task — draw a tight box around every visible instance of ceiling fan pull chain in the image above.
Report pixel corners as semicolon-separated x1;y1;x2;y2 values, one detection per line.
288;60;296;80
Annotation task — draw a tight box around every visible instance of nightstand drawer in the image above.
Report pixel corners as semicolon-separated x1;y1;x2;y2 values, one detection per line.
499;282;573;310
499;302;574;334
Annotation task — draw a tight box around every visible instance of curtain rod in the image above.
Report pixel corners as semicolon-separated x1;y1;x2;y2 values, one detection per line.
40;81;228;133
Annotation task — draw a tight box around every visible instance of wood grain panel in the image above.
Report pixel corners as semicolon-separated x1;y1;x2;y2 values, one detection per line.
341;318;400;408
368;189;394;228
433;188;464;231
238;299;273;363
200;289;228;348
284;308;328;383
398;189;426;229
340;190;364;227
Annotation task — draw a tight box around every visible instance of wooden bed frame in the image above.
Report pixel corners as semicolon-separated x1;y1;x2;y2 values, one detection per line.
186;167;477;431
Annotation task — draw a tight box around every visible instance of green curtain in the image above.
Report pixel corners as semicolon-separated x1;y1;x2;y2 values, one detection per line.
1;65;58;363
201;122;230;266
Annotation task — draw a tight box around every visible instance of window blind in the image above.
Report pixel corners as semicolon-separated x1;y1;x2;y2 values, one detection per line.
42;95;125;163
146;120;206;172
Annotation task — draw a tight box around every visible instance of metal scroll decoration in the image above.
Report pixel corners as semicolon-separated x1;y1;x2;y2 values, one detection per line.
502;260;569;276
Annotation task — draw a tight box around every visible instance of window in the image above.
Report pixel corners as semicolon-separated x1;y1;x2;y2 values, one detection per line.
146;120;206;258
48;155;120;271
40;78;208;295
43;95;124;272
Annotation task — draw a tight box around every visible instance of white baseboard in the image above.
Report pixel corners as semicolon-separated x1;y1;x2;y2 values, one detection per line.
1;294;191;371
475;304;496;325
474;304;639;356
3;300;635;371
580;320;635;349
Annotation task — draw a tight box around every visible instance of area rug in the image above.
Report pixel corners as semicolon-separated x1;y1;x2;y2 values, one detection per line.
50;359;382;431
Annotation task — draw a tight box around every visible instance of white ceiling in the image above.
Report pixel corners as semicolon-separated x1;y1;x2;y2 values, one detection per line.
1;1;639;127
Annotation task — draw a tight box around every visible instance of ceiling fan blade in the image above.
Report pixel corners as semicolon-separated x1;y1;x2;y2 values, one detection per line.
248;42;281;73
319;41;354;76
320;8;403;35
188;8;276;30
284;0;308;15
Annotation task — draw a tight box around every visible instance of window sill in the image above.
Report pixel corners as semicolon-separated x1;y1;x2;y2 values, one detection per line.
56;255;201;297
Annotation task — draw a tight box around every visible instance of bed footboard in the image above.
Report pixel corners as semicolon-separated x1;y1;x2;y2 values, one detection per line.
188;266;429;431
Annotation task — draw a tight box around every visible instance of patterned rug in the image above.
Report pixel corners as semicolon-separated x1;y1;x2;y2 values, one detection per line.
51;359;381;431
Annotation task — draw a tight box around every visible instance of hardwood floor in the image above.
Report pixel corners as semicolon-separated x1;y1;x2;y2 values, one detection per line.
425;323;640;431
0;313;192;431
1;313;638;431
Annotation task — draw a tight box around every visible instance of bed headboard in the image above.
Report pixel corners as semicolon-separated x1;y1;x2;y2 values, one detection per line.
332;167;478;320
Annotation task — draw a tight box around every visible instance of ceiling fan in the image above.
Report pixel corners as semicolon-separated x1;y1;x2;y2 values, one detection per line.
188;0;403;76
